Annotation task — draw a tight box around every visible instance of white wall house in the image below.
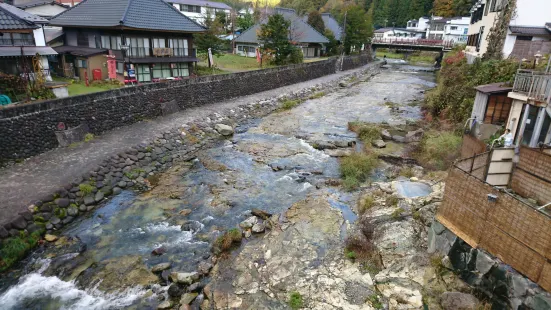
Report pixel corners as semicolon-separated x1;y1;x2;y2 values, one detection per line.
426;16;470;43
406;17;430;38
465;0;551;63
373;28;423;41
167;0;231;26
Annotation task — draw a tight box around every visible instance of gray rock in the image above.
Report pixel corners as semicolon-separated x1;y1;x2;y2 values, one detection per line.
239;216;258;229
10;216;27;230
252;222;266;233
40;204;53;212
333;140;350;148
197;261;213;275
475;250;496;276
113;187;122;195
371;139;386;148
167;283;184;297
525;294;551;310
151;262;172;273
215;124;234;136
511;272;531;298
67;206;79;217
432;220;446;235
79;205;87;212
181;293;198;305
170;272;199;285
0;226;9;238
55;198;70;208
392;135;406;143
19;210;33;221
117;181;127;188
440;292;478;310
405;128;424;143
62;216;74;224
312;140;336;150
157;300;172;310
50;217;61;225
381;129;392;140
94;191;104;202
187;282;203;293
45;222;53;230
83;196;95;206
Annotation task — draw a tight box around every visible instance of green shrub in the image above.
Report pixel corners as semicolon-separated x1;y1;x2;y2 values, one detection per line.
84;133;95;142
415;131;462;170
289;291;303;309
399;167;415;178
340;152;378;191
347;122;381;144
345;249;357;260
213;228;242;253
280;98;302;110
386;195;399;207
308;92;326;99
79;183;94;196
368;294;383;309
391;207;405;219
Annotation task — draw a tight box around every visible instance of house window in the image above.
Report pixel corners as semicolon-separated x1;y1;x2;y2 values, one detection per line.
169;38;188;56
8;33;34;46
116;62;124;74
450;26;458;30
152;63;172;79
172;63;189;77
77;32;88;47
75;59;87;68
136;64;151;82
517;36;533;41
484;94;512;125
101;35;122;50
153;38;166;48
128;37;150;57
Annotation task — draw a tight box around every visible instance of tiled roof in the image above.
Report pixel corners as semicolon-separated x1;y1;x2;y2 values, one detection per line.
0;3;48;30
50;0;205;32
475;82;512;94
165;0;231;10
0;46;57;57
321;13;342;41
509;25;551;37
53;45;107;56
15;0;69;9
236;7;328;44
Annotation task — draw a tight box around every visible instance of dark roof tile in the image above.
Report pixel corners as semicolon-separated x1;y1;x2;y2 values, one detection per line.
0;3;47;30
509;25;551;36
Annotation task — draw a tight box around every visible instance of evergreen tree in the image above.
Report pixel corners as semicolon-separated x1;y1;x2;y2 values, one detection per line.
324;29;340;55
237;11;255;31
372;0;390;28
258;14;301;64
194;16;225;56
452;0;474;16
307;10;326;34
343;5;370;54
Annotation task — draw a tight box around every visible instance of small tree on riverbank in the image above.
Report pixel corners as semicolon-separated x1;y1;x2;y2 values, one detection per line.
258;14;303;65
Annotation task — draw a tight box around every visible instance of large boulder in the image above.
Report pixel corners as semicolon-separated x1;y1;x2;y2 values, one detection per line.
239;216;258;229
215;124;234;136
405;128;424;143
170;272;199;285
10;215;27;230
440;292;478;310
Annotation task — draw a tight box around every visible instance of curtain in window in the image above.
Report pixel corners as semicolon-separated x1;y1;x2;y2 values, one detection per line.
173;63;189;77
169;39;188;56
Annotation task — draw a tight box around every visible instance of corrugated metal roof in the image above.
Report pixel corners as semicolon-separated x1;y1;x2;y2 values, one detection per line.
51;0;205;32
475;82;512;94
0;46;57;56
165;0;231;10
0;3;48;29
236;7;329;44
509;25;551;37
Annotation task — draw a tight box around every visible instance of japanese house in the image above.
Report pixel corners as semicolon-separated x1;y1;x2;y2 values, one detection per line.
49;0;205;84
166;0;231;27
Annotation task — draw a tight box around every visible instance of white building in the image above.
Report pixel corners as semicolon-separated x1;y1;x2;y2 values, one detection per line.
426;16;470;43
373;28;423;41
406;17;430;38
167;0;231;26
465;0;551;63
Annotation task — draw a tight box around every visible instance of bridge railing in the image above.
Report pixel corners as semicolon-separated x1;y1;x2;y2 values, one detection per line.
372;38;454;49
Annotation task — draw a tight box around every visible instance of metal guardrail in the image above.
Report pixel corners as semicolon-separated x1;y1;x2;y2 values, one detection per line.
371;38;455;49
512;69;551;104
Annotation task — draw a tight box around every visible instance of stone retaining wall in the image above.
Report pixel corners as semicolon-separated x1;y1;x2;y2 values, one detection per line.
0;64;381;271
0;54;371;163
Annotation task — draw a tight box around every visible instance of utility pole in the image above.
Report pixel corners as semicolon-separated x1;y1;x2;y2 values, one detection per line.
340;10;347;70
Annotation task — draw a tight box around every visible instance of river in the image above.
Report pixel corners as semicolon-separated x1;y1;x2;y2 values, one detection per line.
0;60;436;309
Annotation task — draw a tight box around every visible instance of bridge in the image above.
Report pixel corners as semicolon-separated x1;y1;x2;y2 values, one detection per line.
371;38;455;52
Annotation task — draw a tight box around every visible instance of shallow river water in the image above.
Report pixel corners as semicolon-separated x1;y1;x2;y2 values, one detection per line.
0;61;436;309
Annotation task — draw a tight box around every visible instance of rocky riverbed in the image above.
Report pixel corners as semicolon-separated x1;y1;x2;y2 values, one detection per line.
0;61;477;310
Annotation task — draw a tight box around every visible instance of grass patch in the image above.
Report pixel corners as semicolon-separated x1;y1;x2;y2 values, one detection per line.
213;228;242;254
289;291;303;310
340;152;379;191
84;133;95;142
147;174;161;187
345;249;357;260
308;92;326;99
195;65;229;76
213;54;263;70
124;168;144;180
368;294;384;309
0;231;42;272
79;183;94;196
385;195;399;207
391;207;405;219
52;76;121;96
399;166;415;178
357;195;375;215
280;98;302;111
348;122;381;144
414;130;462;170
376;50;437;64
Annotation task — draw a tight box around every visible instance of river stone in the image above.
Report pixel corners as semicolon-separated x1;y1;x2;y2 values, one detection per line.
187;282;203;293
118;181;127;188
40;204;53;212
55;198;70;208
381;129;392;140
19;210;33;221
475;250;496;275
44;234;58;242
79;205;87;212
95;191;104;202
180;293;198;305
151;262;172;273
113;187;122;195
372;139;386;148
168;283;184;297
157;300;172;310
0;226;9;238
10;215;27;230
170;272;198;284
197;261;213;275
181;221;202;233
239;216;258;229
83;195;95;206
252;222;265;233
215;124;234;136
84;255;158;292
440;292;478;310
392;135;406;143
405;128;424;143
68;206;79;217
45;223;53;230
312;140;336;150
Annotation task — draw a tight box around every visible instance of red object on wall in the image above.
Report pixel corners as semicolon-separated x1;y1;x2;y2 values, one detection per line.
92;69;102;81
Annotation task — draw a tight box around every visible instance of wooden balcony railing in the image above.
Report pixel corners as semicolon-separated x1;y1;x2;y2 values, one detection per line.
512;69;551;104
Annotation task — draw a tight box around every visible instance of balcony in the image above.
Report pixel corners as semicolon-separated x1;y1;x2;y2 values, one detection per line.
512;69;551;105
126;47;194;59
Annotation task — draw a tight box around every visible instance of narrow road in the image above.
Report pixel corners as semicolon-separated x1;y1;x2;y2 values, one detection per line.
0;65;374;224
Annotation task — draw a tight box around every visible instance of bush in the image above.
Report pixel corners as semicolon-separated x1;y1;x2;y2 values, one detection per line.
358;195;375;215
84;133;95;142
288;47;304;64
213;228;242;253
424;50;517;123
280;98;302;110
0;231;42;272
345;249;357;260
289;291;303;309
348;122;381;144
385;195;399;207
79;183;94;196
415;131;462;170
340;152;378;190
